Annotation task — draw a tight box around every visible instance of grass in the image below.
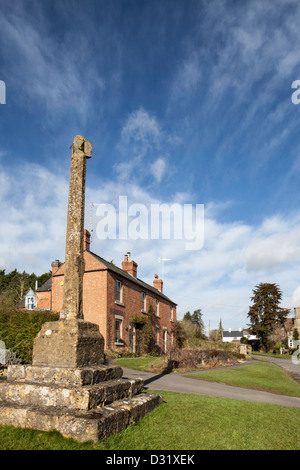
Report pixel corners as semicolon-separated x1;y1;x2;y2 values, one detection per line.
184;361;300;397
0;391;300;450
252;351;291;359
113;356;165;371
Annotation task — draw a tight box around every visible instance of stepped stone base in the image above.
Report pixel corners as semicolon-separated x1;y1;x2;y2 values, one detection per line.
0;393;162;443
0;363;162;443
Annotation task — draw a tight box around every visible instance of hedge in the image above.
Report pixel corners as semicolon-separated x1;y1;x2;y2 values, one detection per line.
0;310;59;364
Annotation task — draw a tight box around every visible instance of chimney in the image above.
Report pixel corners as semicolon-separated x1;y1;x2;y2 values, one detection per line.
51;259;61;274
153;273;163;292
84;229;91;251
122;252;138;278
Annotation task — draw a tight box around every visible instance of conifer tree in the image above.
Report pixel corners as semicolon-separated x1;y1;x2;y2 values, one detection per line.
247;282;290;350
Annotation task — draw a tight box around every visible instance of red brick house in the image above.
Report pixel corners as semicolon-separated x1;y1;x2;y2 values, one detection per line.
38;230;177;353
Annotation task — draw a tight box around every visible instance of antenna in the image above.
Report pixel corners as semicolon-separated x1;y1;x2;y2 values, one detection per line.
158;258;171;279
90;202;107;244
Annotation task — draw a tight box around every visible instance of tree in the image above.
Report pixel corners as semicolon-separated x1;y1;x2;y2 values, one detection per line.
218;318;223;341
183;311;192;322
247;283;290;350
182;309;205;339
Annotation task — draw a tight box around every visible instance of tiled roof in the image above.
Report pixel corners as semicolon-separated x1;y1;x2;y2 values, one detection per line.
223;330;243;337
36;277;52;292
88;250;176;305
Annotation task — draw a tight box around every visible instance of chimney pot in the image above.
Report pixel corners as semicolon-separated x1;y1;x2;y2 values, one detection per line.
122;254;138;278
51;259;61;274
153;276;163;292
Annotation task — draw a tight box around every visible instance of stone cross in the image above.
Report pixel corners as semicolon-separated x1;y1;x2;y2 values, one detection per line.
60;135;92;320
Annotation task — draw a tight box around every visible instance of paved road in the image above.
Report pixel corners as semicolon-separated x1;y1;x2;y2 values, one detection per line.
119;356;300;409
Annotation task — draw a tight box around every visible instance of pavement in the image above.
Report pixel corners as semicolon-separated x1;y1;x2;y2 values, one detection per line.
119;355;300;409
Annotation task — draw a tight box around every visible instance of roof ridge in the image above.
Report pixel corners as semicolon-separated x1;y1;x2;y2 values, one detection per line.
87;250;176;305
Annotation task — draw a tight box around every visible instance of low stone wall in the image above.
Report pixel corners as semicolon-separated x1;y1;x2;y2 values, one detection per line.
164;348;247;371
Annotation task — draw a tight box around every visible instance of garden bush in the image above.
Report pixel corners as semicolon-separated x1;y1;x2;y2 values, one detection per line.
167;348;246;371
0;310;59;364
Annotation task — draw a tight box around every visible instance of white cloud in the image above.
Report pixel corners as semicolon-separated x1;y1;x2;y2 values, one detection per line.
150;158;166;183
170;52;202;98
120;108;161;148
0;5;104;119
1;156;300;330
115;107;178;185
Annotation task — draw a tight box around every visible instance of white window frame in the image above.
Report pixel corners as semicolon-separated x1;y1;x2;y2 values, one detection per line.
115;315;124;344
155;326;159;345
141;292;146;312
115;280;122;303
155;298;159;316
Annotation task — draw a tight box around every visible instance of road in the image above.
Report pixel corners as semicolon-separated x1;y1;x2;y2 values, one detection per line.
120;355;300;409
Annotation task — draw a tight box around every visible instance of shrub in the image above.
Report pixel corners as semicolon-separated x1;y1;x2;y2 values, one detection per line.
167;348;245;371
273;344;286;355
0;310;59;364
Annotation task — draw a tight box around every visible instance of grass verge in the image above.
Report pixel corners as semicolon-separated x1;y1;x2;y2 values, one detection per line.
0;390;299;450
113;356;165;371
184;361;300;396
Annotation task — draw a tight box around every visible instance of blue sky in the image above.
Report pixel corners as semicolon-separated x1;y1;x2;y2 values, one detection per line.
1;0;300;331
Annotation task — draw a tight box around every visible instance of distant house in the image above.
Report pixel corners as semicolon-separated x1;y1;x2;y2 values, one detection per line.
18;288;37;310
17;278;52;311
222;328;258;344
286;308;300;348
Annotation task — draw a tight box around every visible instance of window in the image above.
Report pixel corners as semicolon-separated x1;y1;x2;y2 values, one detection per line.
170;306;173;321
156;327;160;345
115;319;122;342
116;280;122;303
155;299;159;316
26;297;35;310
141;292;146;311
163;329;167;353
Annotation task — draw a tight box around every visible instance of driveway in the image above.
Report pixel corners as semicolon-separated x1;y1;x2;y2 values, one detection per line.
120;356;300;409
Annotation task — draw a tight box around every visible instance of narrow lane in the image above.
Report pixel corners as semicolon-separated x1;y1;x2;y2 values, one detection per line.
120;360;300;409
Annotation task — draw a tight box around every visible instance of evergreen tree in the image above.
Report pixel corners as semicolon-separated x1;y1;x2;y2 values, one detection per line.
247;283;290;350
191;309;205;336
183;311;192;322
218;318;223;340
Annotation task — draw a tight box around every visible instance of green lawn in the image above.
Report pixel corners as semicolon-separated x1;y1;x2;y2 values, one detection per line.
113;356;165;371
0;391;299;450
184;361;300;397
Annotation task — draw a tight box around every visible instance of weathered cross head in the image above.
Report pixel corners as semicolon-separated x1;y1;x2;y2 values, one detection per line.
71;135;92;158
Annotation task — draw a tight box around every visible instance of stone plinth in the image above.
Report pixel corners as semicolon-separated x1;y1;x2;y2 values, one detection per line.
0;361;162;442
32;319;105;368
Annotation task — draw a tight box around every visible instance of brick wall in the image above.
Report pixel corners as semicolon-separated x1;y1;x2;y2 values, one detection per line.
50;251;176;352
36;291;51;310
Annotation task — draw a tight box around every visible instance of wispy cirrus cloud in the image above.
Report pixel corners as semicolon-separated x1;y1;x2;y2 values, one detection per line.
114;107;176;186
0;2;105;119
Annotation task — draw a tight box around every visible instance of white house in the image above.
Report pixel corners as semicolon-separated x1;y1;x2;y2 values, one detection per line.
17;284;37;310
24;288;37;310
222;328;258;343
